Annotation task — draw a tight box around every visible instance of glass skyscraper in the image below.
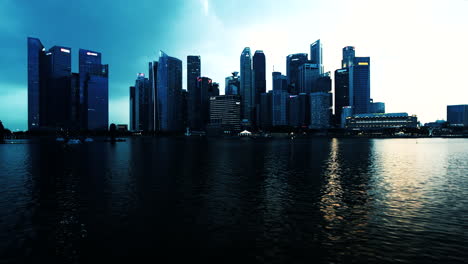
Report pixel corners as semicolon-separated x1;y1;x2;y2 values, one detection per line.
342;46;355;68
253;50;266;105
286;53;308;94
79;49;109;130
350;57;371;115
27;37;45;130
310;39;323;74
132;73;151;131
187;55;201;130
272;72;289;126
157;51;183;132
298;63;320;94
240;47;254;123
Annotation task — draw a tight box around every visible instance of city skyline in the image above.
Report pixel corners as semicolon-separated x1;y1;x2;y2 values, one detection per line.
1;0;468;130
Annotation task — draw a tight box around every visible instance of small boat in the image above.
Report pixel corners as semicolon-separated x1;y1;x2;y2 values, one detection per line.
84;138;94;142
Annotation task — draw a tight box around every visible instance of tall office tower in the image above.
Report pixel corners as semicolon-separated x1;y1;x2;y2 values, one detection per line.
350;57;370;114
225;72;240;95
209;95;242;132
129;86;136;131
149;61;158;130
27;37;46;130
342;46;355;68
272;72;289;126
447;105;468;126
189;77;212;131
253;50;266;104
334;70;350;127
286;53;308;94
288;95;300;127
259;91;273;130
240;47;254;123
133;73;152;131
157;51;183;132
298;63;320;94
310;39;323;74
45;46;72;129
79;49;109;130
310;92;332;129
187;56;201;131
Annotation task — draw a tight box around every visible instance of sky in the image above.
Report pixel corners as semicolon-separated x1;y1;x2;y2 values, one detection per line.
0;0;467;131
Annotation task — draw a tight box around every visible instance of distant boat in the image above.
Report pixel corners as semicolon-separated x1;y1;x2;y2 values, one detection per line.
84;138;94;143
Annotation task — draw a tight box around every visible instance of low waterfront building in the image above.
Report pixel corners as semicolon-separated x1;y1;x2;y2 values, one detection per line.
346;113;418;130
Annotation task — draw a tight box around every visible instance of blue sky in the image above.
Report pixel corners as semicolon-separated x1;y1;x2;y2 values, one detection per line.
1;0;467;130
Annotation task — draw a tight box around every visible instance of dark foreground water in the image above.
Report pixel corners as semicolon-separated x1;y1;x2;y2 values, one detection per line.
0;137;467;263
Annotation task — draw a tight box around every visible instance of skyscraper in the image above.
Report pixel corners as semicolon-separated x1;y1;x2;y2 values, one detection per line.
259;91;273;130
240;47;254;124
298;63;320;94
149;61;158;131
157;51;183;132
310;92;332;129
46;45;72;129
129;86;136;131
209;95;241;132
310;39;323;74
27;37;45;130
190;76;214;131
187;56;201;131
350;57;371;115
286;53;308;94
225;72;240;95
133;73;151;131
253;50;266;104
79;49;108;130
27;37;109;131
272;72;289;126
342;46;355;68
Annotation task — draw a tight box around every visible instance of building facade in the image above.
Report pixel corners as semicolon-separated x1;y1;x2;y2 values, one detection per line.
346;113;418;129
350;57;371;115
310;39;323;74
157;51;183;132
286;53;308;94
310;92;331;129
225;72;240;96
209;95;241;132
447;105;468;127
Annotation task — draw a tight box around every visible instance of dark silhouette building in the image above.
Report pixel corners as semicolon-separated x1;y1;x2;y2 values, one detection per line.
350;57;371;115
27;37;108;131
240;47;254;124
286;53;308;94
157;51;183;132
79;49;109;130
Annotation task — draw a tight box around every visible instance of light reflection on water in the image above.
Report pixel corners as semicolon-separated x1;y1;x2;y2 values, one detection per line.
0;138;467;263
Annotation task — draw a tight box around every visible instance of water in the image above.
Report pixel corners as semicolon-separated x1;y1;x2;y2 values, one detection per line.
0;137;467;263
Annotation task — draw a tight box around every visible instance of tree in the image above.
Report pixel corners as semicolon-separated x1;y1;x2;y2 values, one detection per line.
0;121;4;142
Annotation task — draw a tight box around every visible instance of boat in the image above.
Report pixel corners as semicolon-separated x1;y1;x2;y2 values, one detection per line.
84;138;94;142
